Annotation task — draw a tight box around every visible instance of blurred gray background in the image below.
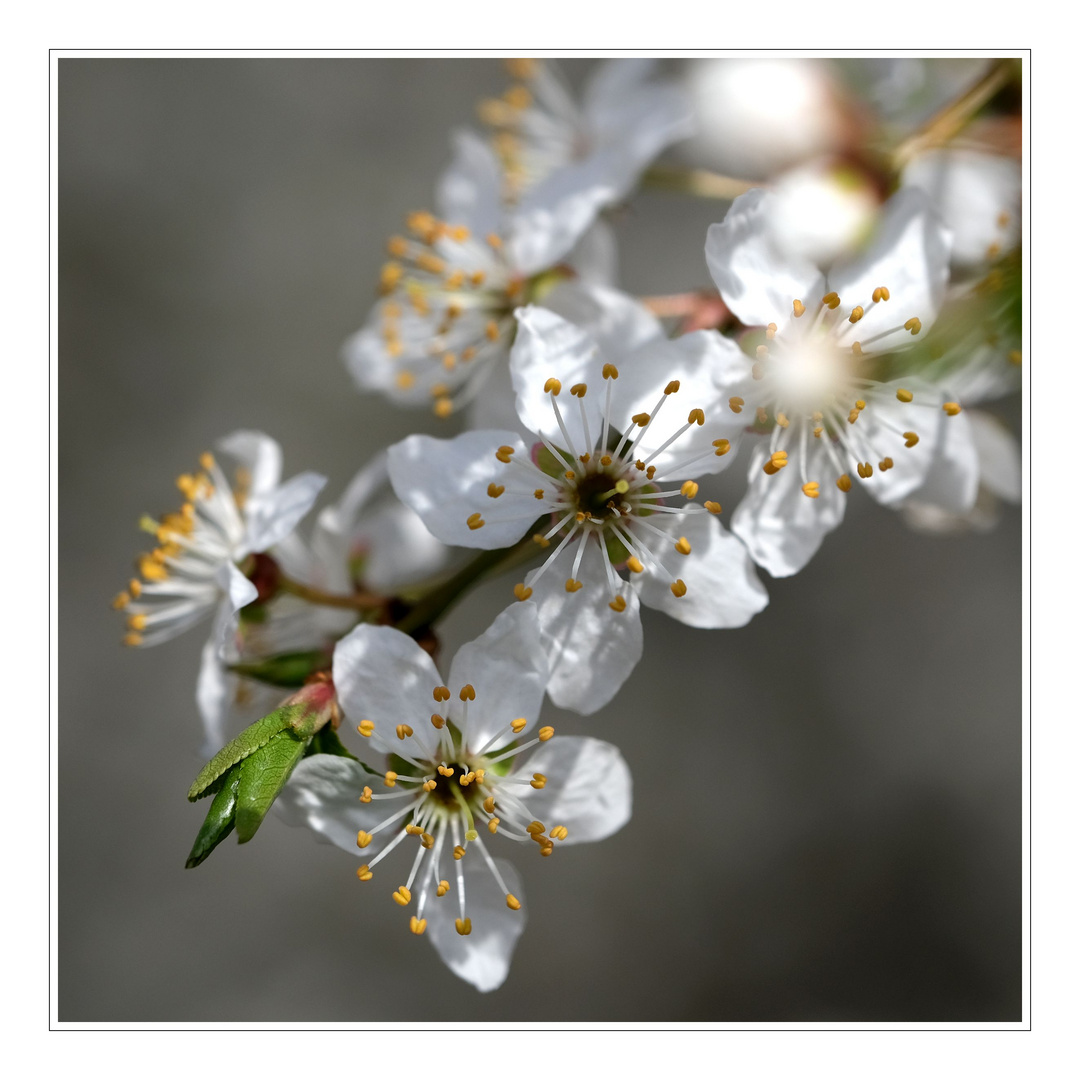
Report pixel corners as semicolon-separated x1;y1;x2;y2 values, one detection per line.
59;58;1021;1022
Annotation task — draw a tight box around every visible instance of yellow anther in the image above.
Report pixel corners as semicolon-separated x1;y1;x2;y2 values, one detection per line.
530;772;547;789
802;482;820;499
513;583;533;602
437;764;454;777
356;864;372;882
813;426;824;438
423;779;437;792
531;489;544;502
632;412;651;426
455;917;473;936
486;232;503;249
664;380;681;395
356;830;373;849
627;557;644;574
386;339;404;359
848;408;860;424
602;363;619;380
879;457;894;472
473;769;484;783
565;579;583;593
986;242;1002;259
793;299;806;317
704;501;722;514
575;511;587;522
855;399;866;411
430;712;445;729
199;452;215;471
670;579;688;598
538;726;554;741
485;320;500;341
943;402;962;416
483;796;498;814
379;262;403;293
600;454;612;466
647;465;656;480
496;445;515;463
904;317;922;335
452;845;466;862
609;595;627;612
415;252;445;275
526;821;545;834
487;817;500;834
506;893;522;911
385;771;399;788
487;483;505;498
822;292;840;309
392;886;412;907
729;397;744;414
442;353;458;371
852;341;863;356
395;371;416;391
766;322;778;339
681;480;699;499
539;842;554;857
544;377;562;395
848;305;864;324
756;344;769;359
570;382;587;398
139;555;168;582
687;408;705;426
112;591;131;610
567;471;577;480
770;451;788;468
406;210;438;236
857;462;874;479
533;533;550;548
751;362;765;381
434;397;453;419
763;462;781;476
904;431;920;448
466;512;485;530
579;453;591;465
459;683;476;701
776;412;790;429
405;824;422;836
713;439;731;457
122;632;143;647
437;879;450;897
448;224;470;243
421;832;435;850
433;685;451;702
395;724;413;741
896;388;914;403
357;720;375;737
635;460;646;471
504;83;532;109
872;286;890;303
409;916;427;935
550;826;569;841
360;786;373;803
674;537;692;556
837;473;852;492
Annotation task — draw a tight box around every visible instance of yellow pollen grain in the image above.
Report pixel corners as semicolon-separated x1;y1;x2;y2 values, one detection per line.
599;454;612;466
423;779;437;792
360;786;373;804
646;466;656;480
421;832;435;850
550;826;568;841
437;765;453;777
822;292;840;309
848;408;860;425
513;583;533;602
405;824;422;836
793;299;805;317
704;501;722;514
459;683;476;701
903;431;920;448
530;773;547;790
770;451;788;468
904;317;922;335
392;886;412;907
453;846;466;861
565;578;583;593
602;363;619;380
466;512;485;530
394;725;413;741
609;595;627;612
509;717;528;735
943;402;962;416
688;408;705;426
496;445;515;463
632;412;651;426
729;397;744;414
837;474;852;492
357;720;375;737
437;880;450;897
849;306;864;324
627;557;644;574
664;380;681;395
430;712;445;729
766;322;777;339
670;579;688;598
385;772;400;789
538;726;555;741
857;462;874;479
896;388;914;403
433;685;451;702
879;457;894;472
713;439;731;457
487;817;500;834
410;916;427;935
487;483;505;498
545;377;562;395
681;480;699;499
802;482;820;499
526;821;545;834
675;537;692;555
570;382;587;398
455;917;472;936
356;864;372;882
872;286;891;303
506;893;522;911
356;830;373;849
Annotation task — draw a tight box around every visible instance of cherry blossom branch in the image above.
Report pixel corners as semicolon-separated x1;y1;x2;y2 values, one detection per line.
277;575;385;612
642;164;760;200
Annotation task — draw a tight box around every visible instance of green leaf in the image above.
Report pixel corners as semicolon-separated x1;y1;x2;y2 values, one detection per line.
229;649;332;688
185;767;241;868
234;729;309;843
187;705;304;801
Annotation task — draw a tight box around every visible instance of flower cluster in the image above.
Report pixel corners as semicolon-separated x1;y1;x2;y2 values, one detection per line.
115;58;1022;994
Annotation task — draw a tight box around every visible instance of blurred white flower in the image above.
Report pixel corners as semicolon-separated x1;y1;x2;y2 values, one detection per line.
678;58;848;180
901;148;1021;270
705;187;978;576
113;430;325;648
387;290;768;713
278;602;632;992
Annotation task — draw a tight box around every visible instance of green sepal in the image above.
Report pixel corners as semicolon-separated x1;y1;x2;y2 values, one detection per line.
185;767;241;868
229;650;332;688
535;443;573;479
187;705;304;801
234;729;309;843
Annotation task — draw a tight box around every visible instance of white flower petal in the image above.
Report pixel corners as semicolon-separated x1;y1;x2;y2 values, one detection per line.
826;187;952;354
899;407;979;514
969;409;1021;503
635;507;768;627
436;128;504;240
195;635;233;757
513;736;632;844
387;430;534;550
563;219;618;286
219;562;258;613
425;854;526;993
447;602;548;754
217;430;283;497
706;188;826;329
277;755;388;855
526;539;644;715
542;281;664;356
332;624;442;760
244;471;327;554
732;440;847;577
355;502;452;593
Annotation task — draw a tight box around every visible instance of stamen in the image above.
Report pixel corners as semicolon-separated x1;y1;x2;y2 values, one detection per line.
943;402;962;416
896;388;914;403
